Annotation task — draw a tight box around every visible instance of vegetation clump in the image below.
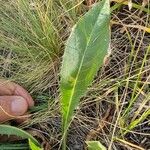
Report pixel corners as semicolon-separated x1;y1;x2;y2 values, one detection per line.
0;0;150;149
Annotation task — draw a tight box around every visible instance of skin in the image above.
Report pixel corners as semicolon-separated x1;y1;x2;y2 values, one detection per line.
0;80;34;123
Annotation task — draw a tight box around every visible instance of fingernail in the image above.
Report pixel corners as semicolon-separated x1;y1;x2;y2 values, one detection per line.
11;97;28;116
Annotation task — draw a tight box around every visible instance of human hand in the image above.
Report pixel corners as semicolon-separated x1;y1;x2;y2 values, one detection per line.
0;80;34;123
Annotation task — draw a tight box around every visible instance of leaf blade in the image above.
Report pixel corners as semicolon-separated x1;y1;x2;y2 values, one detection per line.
0;125;41;148
86;141;107;150
29;139;43;150
61;0;110;133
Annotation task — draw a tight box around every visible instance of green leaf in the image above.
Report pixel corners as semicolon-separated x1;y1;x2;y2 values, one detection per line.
0;143;28;150
0;125;41;148
86;141;106;150
60;0;110;138
29;139;43;150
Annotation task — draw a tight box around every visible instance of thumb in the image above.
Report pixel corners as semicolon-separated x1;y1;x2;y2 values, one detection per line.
0;96;28;123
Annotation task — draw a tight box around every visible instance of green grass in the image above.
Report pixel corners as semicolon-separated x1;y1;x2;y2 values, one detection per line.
0;0;150;150
0;0;78;92
0;0;58;92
